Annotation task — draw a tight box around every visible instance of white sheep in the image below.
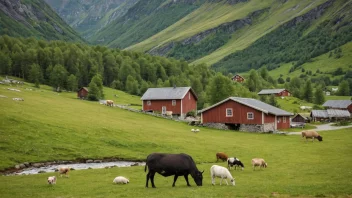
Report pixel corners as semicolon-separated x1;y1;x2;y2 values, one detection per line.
113;176;129;184
251;158;267;170
47;176;56;184
191;129;195;132
210;165;235;186
195;129;200;132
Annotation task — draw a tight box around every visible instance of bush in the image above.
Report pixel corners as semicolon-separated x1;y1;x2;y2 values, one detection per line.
186;110;196;117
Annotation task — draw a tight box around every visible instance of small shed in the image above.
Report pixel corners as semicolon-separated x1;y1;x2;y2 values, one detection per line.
231;74;245;83
258;89;291;97
77;87;89;99
291;113;309;123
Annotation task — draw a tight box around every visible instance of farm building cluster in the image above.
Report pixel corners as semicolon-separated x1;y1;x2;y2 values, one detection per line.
76;85;351;132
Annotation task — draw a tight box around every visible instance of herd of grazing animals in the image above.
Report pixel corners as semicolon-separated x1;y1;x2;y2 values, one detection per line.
47;130;323;187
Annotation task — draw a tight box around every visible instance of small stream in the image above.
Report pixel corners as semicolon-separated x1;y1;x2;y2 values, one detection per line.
7;161;146;176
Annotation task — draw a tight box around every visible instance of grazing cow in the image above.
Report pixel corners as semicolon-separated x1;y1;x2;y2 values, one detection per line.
145;153;204;188
227;157;244;170
58;167;70;177
216;152;228;162
302;131;323;142
251;158;267;170
106;100;114;107
47;176;56;184
113;176;129;184
210;165;235;186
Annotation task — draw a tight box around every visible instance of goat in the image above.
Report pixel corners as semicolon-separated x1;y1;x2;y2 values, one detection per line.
252;158;267;170
47;176;56;184
210;165;235;186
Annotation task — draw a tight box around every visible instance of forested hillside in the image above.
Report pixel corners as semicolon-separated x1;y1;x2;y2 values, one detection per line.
44;0;138;39
0;0;83;42
91;0;204;48
212;0;352;74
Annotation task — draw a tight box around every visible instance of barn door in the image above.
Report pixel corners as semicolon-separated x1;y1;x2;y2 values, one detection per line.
162;106;166;115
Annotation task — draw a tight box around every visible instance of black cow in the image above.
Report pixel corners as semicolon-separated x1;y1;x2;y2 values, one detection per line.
145;153;204;188
227;157;244;170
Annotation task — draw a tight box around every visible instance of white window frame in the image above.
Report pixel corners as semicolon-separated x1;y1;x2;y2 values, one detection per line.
247;112;254;120
283;117;286;123
189;92;191;100
172;100;176;106
226;108;233;117
147;100;151;106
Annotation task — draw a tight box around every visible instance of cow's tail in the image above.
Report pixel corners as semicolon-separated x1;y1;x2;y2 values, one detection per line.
144;164;148;172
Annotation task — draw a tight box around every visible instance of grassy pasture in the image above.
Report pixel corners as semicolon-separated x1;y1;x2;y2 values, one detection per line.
0;82;352;197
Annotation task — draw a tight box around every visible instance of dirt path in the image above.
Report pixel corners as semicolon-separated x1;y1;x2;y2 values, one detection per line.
286;123;352;135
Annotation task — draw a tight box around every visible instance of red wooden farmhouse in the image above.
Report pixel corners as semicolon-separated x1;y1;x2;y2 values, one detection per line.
258;89;291;97
200;97;293;132
231;74;245;83
141;87;198;118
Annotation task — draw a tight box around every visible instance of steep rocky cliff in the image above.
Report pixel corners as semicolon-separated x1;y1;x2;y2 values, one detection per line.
44;0;138;39
0;0;83;42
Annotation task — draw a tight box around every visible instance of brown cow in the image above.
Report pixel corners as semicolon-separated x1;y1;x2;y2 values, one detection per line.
216;152;228;162
106;100;114;107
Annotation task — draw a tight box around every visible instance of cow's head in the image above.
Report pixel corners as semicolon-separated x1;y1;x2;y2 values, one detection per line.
317;136;323;142
192;170;204;186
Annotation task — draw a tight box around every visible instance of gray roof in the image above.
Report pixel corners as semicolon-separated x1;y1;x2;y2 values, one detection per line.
141;87;197;100
200;97;293;116
322;100;352;108
292;113;308;120
311;109;350;118
258;89;287;95
311;110;329;118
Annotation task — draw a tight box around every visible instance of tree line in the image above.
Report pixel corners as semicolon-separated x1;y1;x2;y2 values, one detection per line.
0;35;259;109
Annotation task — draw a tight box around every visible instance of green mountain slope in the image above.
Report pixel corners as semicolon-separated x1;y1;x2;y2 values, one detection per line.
123;0;351;74
212;0;352;74
44;0;139;39
91;0;205;48
0;0;83;42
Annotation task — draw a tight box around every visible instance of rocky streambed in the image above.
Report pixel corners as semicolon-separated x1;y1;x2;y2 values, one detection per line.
3;160;145;176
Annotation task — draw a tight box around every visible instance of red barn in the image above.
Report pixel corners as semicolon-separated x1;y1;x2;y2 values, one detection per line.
77;87;89;99
141;87;198;118
258;89;291;97
200;97;293;132
231;74;245;83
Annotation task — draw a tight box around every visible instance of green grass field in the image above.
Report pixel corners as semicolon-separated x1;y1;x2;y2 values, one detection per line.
0;82;352;197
